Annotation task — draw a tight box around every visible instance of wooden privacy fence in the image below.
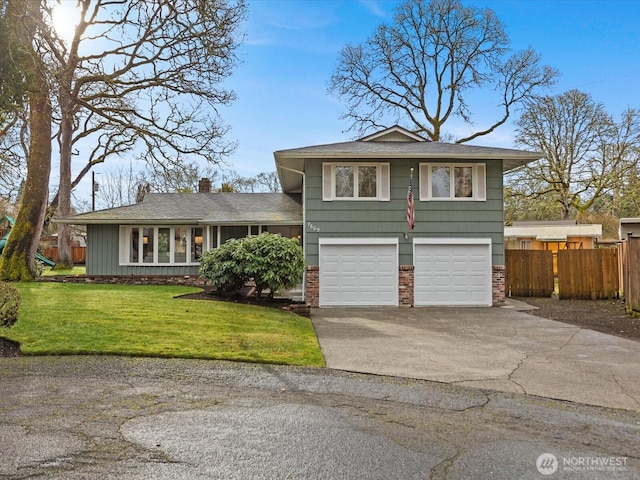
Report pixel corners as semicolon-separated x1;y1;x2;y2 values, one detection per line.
505;250;554;297
620;237;640;313
42;246;86;264
557;249;619;300
506;249;620;299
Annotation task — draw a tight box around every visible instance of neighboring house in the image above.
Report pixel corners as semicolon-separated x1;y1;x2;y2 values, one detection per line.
504;221;603;276
504;221;603;251
56;126;542;307
619;218;640;240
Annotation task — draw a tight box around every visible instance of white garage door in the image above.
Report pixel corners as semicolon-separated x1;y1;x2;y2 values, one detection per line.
414;239;492;306
319;239;398;307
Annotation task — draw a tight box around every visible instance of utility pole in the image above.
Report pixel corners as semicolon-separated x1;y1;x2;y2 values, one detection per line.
92;171;99;211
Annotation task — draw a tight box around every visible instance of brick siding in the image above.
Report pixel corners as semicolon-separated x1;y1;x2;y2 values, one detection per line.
492;265;506;306
305;266;319;308
398;265;414;307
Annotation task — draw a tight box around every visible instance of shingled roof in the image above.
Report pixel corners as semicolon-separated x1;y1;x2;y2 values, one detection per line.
55;193;303;225
275;126;543;193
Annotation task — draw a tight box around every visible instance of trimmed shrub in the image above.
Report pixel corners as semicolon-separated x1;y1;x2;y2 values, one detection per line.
237;233;305;298
199;238;248;294
0;281;20;328
199;233;305;298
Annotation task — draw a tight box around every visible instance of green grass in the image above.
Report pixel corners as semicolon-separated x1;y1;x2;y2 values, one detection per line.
41;266;86;276
5;283;324;367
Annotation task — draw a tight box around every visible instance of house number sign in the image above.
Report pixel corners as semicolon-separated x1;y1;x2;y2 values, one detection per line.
307;222;320;233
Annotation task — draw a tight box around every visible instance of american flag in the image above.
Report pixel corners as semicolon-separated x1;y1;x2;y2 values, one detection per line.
407;175;415;230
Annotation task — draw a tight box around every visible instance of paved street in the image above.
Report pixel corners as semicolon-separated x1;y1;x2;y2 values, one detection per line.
1;356;638;479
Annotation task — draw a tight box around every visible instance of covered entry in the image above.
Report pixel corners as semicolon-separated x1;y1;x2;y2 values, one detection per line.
414;238;492;306
319;238;398;307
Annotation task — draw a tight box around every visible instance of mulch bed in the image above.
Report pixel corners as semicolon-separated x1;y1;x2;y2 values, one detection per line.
0;337;21;357
176;286;310;316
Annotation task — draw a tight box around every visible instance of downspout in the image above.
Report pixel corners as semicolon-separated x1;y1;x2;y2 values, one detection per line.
279;165;306;302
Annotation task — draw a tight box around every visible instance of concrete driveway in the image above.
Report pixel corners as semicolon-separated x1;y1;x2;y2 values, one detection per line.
310;301;640;412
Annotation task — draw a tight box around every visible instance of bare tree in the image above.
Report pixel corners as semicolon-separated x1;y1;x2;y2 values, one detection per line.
0;113;28;198
0;0;29;197
216;170;280;193
29;0;246;268
0;0;28;129
328;0;558;142
510;89;640;220
95;162;140;209
0;0;52;281
254;171;281;193
141;162;220;194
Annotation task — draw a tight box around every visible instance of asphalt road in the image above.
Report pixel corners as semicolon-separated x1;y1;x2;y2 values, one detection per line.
1;356;639;479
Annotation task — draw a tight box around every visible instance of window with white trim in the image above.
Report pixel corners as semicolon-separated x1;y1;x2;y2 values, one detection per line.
322;163;390;201
520;240;533;250
120;226;205;265
419;163;486;201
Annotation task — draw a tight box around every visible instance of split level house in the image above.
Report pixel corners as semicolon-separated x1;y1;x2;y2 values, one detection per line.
55;126;543;307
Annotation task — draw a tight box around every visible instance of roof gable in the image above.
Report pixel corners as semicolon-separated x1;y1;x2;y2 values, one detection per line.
359;126;428;143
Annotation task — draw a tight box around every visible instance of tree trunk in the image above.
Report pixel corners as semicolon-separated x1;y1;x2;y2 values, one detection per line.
54;96;74;269
0;0;52;281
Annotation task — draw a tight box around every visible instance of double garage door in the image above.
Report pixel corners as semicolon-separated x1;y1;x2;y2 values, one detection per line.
318;238;492;307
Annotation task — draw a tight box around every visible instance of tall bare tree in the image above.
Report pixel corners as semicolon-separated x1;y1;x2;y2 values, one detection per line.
0;0;28;128
328;0;558;142
0;0;29;197
510;89;640;220
0;0;52;281
31;0;245;268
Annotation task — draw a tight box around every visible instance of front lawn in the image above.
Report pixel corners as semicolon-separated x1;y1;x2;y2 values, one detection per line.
41;266;86;276
4;283;324;367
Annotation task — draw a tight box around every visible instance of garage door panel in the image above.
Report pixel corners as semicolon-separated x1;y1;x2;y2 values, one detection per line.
414;241;491;307
320;242;398;307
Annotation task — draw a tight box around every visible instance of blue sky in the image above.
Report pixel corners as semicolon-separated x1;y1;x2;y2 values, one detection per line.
219;0;640;178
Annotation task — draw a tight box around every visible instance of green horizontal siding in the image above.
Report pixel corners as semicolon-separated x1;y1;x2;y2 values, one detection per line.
87;224;200;276
304;158;505;266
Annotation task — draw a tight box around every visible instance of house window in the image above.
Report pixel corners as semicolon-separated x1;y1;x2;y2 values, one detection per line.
120;226;204;265
323;163;390;201
130;227;139;263
174;227;188;263
191;227;203;262
263;225;303;242
142;227;154;263
520;240;533;250
220;225;249;245
419;163;486;201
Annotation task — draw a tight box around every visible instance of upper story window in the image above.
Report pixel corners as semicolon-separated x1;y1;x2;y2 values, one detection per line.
419;163;486;201
322;163;390;201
